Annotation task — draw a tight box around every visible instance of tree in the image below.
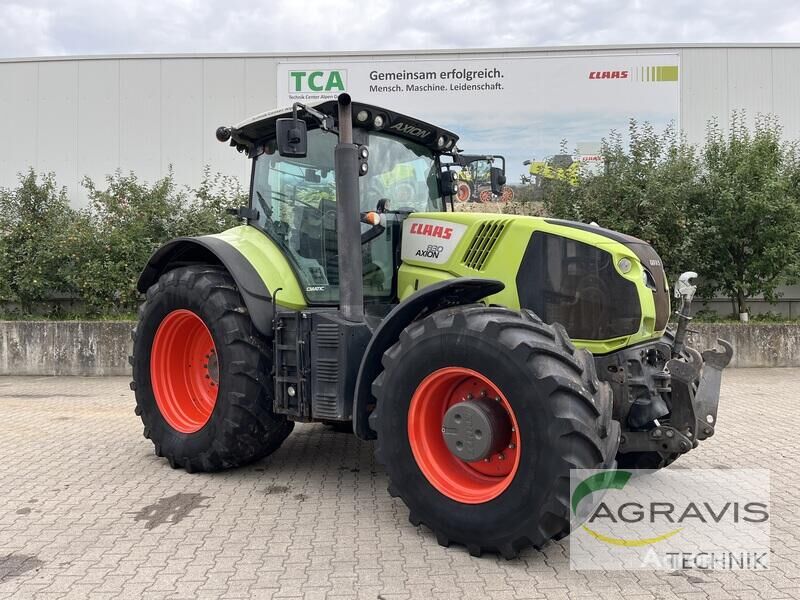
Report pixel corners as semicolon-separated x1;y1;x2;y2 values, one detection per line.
693;113;800;317
70;170;188;315
542;120;704;280
0;171;78;314
175;165;244;235
69;168;247;316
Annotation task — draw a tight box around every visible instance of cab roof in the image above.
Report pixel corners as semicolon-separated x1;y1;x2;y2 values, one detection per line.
225;99;459;156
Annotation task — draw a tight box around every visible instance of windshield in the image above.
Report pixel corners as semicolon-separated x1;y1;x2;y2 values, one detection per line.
360;132;442;213
250;128;442;304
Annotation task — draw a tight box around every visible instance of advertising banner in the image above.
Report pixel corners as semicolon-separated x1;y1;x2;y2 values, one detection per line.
277;54;680;184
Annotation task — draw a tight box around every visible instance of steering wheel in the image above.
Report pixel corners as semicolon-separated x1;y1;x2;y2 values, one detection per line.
257;190;326;222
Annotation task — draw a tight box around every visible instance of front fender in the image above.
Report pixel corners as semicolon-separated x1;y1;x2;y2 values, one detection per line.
137;235;275;337
352;277;505;440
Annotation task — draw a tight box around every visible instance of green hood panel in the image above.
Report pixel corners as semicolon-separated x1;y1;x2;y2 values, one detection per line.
397;212;667;354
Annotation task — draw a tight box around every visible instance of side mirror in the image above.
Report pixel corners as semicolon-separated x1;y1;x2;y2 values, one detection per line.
276;117;307;157
490;166;506;195
440;170;458;197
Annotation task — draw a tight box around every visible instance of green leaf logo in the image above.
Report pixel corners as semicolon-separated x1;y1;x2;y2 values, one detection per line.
572;470;683;547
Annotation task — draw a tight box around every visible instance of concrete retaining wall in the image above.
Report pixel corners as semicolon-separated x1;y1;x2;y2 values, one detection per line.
0;321;132;376
687;323;799;368
0;321;797;376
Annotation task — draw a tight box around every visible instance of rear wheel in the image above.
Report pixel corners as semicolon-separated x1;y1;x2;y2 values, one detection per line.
455;181;471;203
372;305;620;558
131;265;293;472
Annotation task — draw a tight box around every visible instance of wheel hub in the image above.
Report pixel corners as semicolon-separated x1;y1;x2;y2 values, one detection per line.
206;350;219;385
407;367;521;504
442;398;512;462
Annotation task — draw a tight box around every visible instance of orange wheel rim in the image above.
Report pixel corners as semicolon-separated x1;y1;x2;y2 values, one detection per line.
150;309;218;433
455;181;471;202
407;367;520;504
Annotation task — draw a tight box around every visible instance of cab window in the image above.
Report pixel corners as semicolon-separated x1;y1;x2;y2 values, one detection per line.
250;128;442;304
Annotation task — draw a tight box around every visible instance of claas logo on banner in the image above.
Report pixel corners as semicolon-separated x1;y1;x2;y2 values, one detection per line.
589;66;679;82
289;70;347;92
589;70;629;79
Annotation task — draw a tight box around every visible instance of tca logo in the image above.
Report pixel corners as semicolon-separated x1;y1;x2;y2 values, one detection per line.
289;70;347;93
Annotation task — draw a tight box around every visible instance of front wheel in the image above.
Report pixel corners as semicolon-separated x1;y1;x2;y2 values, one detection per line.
131;265;293;472
371;306;620;558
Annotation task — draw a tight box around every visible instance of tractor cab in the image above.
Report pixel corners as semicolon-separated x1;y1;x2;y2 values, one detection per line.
217;97;504;307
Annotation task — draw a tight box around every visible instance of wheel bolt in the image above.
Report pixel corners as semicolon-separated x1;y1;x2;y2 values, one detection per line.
508;443;515;449
498;453;505;460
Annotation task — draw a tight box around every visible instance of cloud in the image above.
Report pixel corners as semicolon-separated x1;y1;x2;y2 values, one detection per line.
0;0;796;59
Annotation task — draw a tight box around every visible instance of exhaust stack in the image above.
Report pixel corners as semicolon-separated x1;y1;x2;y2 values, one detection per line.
334;94;364;322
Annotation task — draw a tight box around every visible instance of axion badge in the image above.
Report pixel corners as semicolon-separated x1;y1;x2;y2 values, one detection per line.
401;218;467;265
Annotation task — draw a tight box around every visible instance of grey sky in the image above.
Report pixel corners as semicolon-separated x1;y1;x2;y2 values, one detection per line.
0;0;797;58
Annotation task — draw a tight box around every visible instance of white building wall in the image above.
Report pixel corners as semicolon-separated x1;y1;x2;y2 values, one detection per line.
1;44;800;204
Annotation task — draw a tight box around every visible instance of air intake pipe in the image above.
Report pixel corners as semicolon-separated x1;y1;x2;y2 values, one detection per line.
334;94;364;322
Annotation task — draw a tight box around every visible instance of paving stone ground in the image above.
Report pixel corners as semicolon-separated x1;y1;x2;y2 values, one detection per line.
0;369;798;599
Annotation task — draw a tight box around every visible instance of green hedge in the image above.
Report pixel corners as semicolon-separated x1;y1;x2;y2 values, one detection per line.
0;167;244;317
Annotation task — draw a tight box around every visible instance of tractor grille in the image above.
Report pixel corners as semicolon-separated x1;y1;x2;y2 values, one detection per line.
516;232;642;341
462;220;510;271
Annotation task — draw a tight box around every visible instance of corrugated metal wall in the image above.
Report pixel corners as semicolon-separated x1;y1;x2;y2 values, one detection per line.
0;56;280;203
1;45;799;204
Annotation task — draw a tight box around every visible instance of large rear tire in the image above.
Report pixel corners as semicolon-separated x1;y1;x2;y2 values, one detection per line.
131;265;293;472
371;306;620;558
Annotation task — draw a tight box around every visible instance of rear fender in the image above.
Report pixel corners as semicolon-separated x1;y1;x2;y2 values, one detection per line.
137;236;274;337
352;277;505;440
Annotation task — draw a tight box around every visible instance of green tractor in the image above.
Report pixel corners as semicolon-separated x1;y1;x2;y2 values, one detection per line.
131;94;732;558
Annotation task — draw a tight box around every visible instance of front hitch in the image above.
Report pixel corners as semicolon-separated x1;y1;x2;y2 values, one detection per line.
608;271;734;464
667;339;733;443
667;270;734;443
